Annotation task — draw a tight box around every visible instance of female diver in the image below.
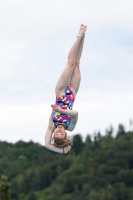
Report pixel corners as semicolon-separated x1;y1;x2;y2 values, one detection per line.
45;24;87;154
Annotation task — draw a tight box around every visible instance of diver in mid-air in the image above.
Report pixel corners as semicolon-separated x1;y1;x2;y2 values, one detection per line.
45;24;87;154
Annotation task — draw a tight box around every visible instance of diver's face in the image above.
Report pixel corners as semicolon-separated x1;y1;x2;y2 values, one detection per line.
54;125;67;139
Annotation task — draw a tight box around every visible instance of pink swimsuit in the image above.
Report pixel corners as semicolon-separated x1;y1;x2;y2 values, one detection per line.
52;85;75;129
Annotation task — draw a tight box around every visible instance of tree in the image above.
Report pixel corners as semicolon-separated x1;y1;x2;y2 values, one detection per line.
73;134;84;155
106;125;113;137
28;190;36;200
0;176;10;200
129;118;133;132
87;190;100;200
85;134;91;146
117;124;125;137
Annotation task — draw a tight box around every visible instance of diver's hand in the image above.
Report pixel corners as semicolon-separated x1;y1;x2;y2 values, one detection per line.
51;104;61;112
63;145;71;154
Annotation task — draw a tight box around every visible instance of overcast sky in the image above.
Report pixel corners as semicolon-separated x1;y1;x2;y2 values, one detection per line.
0;0;133;145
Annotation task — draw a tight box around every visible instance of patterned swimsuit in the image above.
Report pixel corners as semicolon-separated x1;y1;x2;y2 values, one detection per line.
52;85;75;129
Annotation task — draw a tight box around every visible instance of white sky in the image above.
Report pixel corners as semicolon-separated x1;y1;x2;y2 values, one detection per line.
0;0;133;144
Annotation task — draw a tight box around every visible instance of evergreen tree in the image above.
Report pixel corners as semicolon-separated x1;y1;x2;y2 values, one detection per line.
0;176;10;200
106;125;113;137
129;118;133;132
117;123;125;137
73;134;84;155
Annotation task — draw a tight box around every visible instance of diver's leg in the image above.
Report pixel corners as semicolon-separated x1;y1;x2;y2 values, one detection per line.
55;25;86;96
70;33;86;96
77;34;85;61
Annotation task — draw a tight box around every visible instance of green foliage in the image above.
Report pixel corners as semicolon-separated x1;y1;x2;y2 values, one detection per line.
0;125;133;200
0;175;10;200
116;124;126;137
73;134;84;155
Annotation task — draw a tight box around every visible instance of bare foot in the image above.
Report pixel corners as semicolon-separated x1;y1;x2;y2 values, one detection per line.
77;24;87;37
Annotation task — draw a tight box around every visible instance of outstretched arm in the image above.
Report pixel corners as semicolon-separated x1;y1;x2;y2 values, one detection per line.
45;115;71;154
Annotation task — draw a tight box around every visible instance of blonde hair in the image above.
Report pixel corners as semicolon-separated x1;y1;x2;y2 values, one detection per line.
53;135;72;148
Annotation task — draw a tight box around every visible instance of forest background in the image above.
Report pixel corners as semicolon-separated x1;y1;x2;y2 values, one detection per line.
1;123;133;200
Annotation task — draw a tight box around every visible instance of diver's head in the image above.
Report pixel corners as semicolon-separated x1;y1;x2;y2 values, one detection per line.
54;125;67;139
53;125;71;147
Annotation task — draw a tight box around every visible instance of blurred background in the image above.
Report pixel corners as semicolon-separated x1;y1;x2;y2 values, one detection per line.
0;0;133;144
0;1;133;200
